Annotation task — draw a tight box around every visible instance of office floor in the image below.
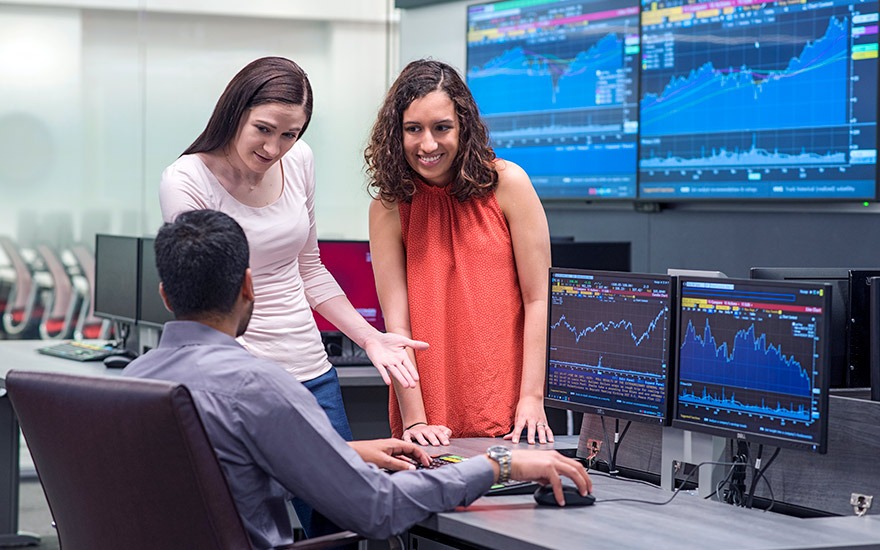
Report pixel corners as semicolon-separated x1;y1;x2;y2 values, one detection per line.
18;477;59;549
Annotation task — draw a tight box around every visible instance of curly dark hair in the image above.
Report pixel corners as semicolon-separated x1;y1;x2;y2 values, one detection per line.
364;59;497;203
182;56;313;156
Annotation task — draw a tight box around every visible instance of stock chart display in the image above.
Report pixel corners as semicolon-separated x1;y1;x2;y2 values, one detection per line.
674;278;830;452
467;0;640;199
638;0;879;200
546;270;673;424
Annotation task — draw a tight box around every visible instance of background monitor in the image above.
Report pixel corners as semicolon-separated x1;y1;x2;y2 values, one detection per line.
138;237;175;328
93;234;139;323
313;240;384;333
870;277;880;401
638;0;878;200
845;269;880;388
545;268;674;425
749;267;851;388
674;276;831;453
466;0;641;200
551;241;631;272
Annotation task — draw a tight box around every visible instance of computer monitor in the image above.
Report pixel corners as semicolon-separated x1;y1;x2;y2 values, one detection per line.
93;234;139;324
749;267;852;389
313;240;385;332
674;276;831;453
638;0;878;201
138;237;174;328
846;270;880;388
466;0;641;199
869;277;880;401
545;269;675;425
551;241;631;272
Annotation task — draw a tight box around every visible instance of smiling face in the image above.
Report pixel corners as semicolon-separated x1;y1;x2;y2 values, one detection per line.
230;102;307;174
402;90;460;187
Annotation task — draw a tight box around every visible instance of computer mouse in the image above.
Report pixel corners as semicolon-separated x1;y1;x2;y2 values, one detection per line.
533;484;595;507
103;354;134;369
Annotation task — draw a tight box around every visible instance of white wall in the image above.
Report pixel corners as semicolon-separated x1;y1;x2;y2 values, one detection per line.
399;0;467;71
0;1;396;246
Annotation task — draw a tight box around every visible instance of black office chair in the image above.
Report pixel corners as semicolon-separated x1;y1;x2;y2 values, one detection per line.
5;371;367;550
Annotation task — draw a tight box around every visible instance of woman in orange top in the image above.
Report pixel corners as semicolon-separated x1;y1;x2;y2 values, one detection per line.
365;59;552;446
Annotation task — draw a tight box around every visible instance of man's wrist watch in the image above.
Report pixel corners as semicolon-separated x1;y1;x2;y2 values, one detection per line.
486;445;512;484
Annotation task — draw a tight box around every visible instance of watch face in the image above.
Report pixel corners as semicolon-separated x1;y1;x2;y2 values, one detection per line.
487;445;511;458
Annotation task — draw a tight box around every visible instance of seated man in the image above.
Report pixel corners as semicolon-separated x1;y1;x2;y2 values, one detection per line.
123;209;591;549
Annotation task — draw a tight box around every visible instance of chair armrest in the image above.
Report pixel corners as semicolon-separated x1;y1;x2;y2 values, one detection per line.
278;530;362;549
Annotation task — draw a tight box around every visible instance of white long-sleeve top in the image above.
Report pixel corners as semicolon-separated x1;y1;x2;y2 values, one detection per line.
158;140;342;381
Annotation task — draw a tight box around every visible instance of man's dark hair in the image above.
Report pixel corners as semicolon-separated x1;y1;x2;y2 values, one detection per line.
154;209;249;318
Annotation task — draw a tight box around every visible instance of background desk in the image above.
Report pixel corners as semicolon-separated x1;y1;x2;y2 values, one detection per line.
0;339;389;546
412;438;880;550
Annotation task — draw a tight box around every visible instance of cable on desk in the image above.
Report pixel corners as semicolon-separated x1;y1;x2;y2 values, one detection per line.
599;417;631;476
703;461;743;504
746;446;781;510
588;468;664;489
595;460;738;507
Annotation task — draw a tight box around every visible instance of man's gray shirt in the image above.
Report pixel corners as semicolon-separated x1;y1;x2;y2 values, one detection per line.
123;321;494;549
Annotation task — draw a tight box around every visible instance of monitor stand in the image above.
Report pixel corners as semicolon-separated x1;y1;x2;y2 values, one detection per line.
138;325;161;355
661;426;727;498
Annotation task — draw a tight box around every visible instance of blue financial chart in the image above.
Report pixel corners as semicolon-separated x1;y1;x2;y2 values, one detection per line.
674;278;830;451
638;0;879;200
467;0;641;199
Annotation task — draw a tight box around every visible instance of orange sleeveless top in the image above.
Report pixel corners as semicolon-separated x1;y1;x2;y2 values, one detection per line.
392;179;524;438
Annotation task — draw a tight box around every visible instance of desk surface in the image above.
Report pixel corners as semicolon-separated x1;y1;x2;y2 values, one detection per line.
0;340;386;387
421;438;880;550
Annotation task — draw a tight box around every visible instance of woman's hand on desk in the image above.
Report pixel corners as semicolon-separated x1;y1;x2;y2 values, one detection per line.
504;395;554;445
403;423;452;446
361;332;428;389
348;438;431;471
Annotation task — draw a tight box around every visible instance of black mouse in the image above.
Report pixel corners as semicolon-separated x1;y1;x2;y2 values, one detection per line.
533;484;595;507
103;354;134;369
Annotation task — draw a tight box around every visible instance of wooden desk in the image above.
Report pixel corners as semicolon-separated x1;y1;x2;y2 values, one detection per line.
411;438;880;550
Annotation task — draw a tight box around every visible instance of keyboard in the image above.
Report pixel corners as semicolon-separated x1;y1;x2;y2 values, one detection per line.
328;354;371;366
37;341;117;362
418;454;539;496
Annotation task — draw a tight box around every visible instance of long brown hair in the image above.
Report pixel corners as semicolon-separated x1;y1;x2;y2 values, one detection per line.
182;57;313;156
365;59;497;203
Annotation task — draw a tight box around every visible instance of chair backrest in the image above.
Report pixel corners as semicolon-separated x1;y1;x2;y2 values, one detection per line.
69;244;110;340
5;371;255;550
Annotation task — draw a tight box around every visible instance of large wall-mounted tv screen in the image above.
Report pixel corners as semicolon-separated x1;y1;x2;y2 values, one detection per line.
466;0;641;200
638;0;878;201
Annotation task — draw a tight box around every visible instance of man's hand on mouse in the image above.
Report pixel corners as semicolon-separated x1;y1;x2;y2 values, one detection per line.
485;449;592;506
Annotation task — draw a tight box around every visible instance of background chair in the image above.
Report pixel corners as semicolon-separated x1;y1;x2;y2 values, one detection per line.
5;371;368;550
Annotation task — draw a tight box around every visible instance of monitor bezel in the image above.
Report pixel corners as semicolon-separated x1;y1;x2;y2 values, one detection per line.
544;267;676;426
672;275;831;454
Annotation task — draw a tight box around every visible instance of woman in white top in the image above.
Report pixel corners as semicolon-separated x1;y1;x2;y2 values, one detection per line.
158;56;426;538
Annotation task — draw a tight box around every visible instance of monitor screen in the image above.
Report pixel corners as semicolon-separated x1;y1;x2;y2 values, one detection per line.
674;276;831;453
551;241;631;272
545;269;674;424
466;0;641;200
749;267;849;388
138;237;175;328
93;234;139;323
638;0;879;201
313;240;385;332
